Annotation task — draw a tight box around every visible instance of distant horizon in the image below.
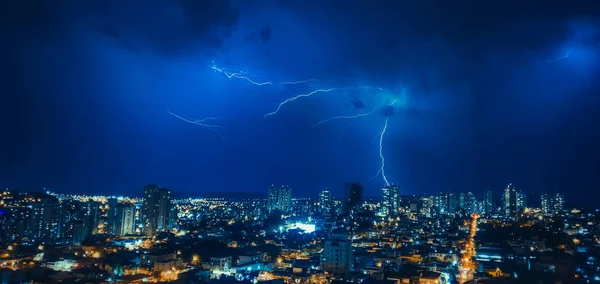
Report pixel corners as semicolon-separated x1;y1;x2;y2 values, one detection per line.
5;185;586;208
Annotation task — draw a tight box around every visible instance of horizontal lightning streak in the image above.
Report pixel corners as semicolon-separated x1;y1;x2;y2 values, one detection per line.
167;110;222;131
314;98;398;127
280;79;319;85
265;86;387;117
548;49;572;63
211;61;272;86
313;110;376;127
264;88;342;117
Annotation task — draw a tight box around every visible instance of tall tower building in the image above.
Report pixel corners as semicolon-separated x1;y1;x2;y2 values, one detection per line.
502;183;518;218
0;206;30;243
343;183;363;215
381;184;400;216
267;185;292;214
116;203;136;236
142;184;171;237
541;192;564;214
459;192;476;214
25;193;60;244
446;193;457;215
484;188;493;216
419;196;434;217
516;191;527;211
319;189;333;216
433;194;447;215
168;205;178;231
59;200;90;244
106;198;119;235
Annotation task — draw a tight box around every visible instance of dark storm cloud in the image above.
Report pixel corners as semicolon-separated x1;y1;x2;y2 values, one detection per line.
246;25;272;44
350;98;365;109
277;0;600;78
260;26;272;43
2;0;239;54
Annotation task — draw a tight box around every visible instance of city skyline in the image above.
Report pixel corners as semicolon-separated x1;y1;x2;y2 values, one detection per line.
1;2;599;283
2;1;600;203
11;182;570;211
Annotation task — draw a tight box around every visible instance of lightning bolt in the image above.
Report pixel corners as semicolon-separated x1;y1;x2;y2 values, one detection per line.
265;88;342;117
314;99;398;127
167;110;222;134
367;168;382;183
378;118;391;187
313;110;377;127
211;61;273;86
265;86;387;117
280;79;319;85
548;49;572;63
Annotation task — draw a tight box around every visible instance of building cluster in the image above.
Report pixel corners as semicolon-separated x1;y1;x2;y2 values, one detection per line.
0;184;177;246
0;183;595;284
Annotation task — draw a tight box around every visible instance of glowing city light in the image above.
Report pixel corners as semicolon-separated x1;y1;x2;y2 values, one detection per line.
286;222;316;233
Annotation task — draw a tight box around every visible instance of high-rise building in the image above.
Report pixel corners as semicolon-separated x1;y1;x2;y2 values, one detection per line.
381;184;400;216
433;194;447;215
267;185;292;214
106;198;119;235
343;183;363;215
25;193;61;244
320;232;353;274
319;189;333;216
116;203;136;236
59;200;90;244
85;201;102;234
502;183;518;218
0;206;30;243
516;191;527;211
541;192;565;214
459;192;477;214
446;193;457;215
484;188;493;216
142;184;171;237
168;205;178;231
419;196;434;217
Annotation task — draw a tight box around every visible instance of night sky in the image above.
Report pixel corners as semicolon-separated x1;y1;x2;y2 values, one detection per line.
2;1;600;203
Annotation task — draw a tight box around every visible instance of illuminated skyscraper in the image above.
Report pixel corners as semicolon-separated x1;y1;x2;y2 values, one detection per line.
267;185;292;213
142;184;171;237
459;192;476;214
419;196;434;217
0;206;29;243
541;192;565;214
433;194;445;215
343;183;363;215
59;200;90;244
446;192;457;215
319;189;333;216
381;184;400;216
116;203;136;236
484;187;493;216
25;193;60;244
502;183;518;218
516;190;527;210
106;198;118;235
